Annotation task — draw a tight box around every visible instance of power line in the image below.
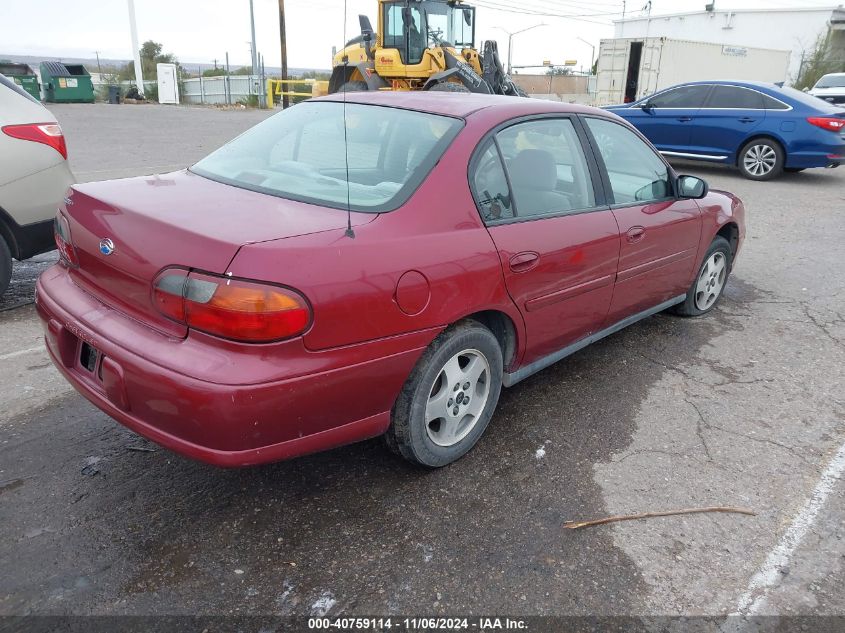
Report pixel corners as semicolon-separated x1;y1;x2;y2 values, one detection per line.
473;1;621;23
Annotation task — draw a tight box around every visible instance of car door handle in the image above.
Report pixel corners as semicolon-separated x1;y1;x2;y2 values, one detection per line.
509;251;539;273
676;116;693;122
626;226;646;243
738;117;756;123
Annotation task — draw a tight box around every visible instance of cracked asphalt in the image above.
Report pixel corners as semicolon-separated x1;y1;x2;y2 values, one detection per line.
1;104;843;623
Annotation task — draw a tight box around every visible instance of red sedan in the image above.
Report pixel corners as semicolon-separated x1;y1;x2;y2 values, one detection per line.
37;92;745;468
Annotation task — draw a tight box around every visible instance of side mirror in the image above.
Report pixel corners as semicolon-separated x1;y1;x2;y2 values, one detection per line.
677;175;708;199
802;87;810;93
359;15;374;41
463;8;473;25
640;99;654;111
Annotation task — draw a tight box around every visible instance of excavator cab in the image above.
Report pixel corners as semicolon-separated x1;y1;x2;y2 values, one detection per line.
381;1;475;64
329;0;524;97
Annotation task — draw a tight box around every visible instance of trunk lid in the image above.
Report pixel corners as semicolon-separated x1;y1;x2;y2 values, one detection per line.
64;170;371;337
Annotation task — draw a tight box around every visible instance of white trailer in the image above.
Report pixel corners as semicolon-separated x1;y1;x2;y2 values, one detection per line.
595;37;791;106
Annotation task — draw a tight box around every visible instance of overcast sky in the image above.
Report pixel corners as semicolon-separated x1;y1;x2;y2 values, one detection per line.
0;0;837;71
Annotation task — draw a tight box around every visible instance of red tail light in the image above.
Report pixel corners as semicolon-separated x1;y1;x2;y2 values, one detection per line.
807;117;845;133
153;269;311;343
54;212;79;267
2;123;68;159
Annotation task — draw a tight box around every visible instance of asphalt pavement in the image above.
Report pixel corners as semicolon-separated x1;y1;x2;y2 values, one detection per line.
0;103;843;625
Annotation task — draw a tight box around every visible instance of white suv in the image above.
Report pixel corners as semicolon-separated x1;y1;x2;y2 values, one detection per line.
0;74;75;296
809;72;845;106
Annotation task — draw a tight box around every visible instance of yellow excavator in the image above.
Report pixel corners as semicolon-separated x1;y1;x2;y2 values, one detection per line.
328;0;526;96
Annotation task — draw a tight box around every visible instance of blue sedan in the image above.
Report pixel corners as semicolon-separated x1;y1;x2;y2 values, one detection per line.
606;81;845;180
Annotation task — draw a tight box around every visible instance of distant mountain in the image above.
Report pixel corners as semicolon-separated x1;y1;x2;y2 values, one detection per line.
0;53;329;77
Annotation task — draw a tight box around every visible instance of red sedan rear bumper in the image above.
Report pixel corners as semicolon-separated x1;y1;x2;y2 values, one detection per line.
36;265;432;466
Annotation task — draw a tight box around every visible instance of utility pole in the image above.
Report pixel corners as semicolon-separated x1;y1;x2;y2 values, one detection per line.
94;51;103;76
278;0;289;109
576;37;595;74
249;0;259;76
127;0;144;96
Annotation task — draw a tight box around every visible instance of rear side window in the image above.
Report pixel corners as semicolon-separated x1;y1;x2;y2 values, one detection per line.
706;86;764;109
470;141;513;222
495;118;595;218
647;85;711;108
761;94;790;110
192;102;462;213
585;117;671;205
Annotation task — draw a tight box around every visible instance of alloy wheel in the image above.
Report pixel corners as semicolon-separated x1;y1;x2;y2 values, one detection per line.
695;251;727;311
425;349;491;447
743;144;777;177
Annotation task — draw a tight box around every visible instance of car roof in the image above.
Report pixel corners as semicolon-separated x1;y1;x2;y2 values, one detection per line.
316;90;604;119
672;79;782;91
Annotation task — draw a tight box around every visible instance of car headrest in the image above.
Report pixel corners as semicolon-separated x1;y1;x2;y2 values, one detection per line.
509;149;557;190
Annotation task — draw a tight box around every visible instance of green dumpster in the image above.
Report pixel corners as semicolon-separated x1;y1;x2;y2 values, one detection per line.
40;61;95;103
0;61;41;100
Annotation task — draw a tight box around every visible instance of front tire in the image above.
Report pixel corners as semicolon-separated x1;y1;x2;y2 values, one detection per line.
386;321;503;467
0;236;11;297
338;80;368;93
429;81;470;93
673;236;732;317
738;138;784;181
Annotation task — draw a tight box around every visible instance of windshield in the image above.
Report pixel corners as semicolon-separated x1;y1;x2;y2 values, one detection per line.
815;74;845;89
424;2;474;47
191;102;463;213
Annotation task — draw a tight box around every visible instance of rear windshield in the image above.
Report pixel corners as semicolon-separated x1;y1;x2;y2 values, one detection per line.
778;85;844;111
815;75;845;89
191;101;463;213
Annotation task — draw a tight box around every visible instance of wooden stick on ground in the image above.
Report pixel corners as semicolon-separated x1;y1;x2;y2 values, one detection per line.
563;506;756;530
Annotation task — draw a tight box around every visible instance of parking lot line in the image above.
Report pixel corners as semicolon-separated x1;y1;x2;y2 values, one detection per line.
733;440;845;615
0;345;44;362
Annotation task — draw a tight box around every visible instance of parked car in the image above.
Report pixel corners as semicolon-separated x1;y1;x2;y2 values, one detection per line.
808;72;845;106
606;80;845;180
36;93;744;468
0;73;74;296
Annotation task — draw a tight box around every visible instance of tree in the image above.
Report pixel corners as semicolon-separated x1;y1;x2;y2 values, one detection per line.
795;29;844;90
119;40;180;81
546;66;573;76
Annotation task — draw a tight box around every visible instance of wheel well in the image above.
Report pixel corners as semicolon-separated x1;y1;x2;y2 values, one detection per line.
737;135;785;166
328;66;369;93
716;222;739;259
464;310;518;370
0;207;21;260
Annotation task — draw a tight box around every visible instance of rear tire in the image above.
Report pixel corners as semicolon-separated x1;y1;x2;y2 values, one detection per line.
673;236;732;317
429;81;470;93
338;80;368;93
386;320;503;467
738;138;784;181
0;237;11;297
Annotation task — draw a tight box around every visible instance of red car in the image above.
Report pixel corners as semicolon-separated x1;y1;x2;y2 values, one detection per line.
37;92;744;468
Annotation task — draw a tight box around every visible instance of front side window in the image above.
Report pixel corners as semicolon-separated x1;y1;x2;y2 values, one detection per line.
647;85;711;108
493;118;595;218
192;102;462;213
585;117;671;205
706;86;764;109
